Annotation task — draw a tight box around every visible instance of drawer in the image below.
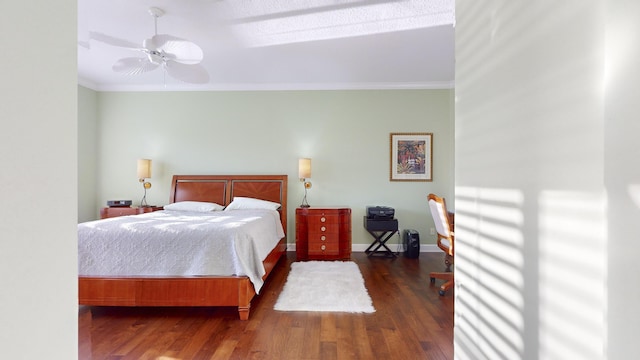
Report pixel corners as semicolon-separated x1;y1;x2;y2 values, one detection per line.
110;208;136;216
308;225;338;236
307;214;340;227
100;207;138;218
308;239;339;255
308;231;338;243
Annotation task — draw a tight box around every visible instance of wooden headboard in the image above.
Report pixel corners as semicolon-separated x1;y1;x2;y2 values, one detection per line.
168;175;288;234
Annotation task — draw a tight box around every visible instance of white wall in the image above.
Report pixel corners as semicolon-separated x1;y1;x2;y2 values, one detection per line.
0;1;77;359
605;0;640;358
456;1;609;359
80;89;455;249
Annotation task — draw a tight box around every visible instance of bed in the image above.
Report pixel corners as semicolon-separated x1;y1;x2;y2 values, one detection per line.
78;174;288;320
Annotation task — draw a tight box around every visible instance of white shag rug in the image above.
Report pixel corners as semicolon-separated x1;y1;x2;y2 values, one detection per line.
274;261;375;313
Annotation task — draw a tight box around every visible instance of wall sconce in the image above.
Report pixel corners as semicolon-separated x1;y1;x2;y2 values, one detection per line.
137;159;152;207
298;158;312;208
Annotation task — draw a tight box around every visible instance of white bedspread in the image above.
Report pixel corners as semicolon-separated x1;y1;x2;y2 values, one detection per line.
78;209;285;294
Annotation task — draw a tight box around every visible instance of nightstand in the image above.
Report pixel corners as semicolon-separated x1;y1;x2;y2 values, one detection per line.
296;207;351;261
100;206;163;219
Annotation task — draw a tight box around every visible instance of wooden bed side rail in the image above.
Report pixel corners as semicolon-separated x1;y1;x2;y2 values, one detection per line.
79;238;287;320
79;277;248;306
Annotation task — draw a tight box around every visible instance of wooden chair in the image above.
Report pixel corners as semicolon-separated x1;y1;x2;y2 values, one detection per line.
428;193;454;296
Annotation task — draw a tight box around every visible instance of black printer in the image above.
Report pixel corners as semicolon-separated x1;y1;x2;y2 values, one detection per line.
366;206;395;220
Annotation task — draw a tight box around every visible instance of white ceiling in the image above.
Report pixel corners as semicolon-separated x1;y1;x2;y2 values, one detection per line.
78;0;455;91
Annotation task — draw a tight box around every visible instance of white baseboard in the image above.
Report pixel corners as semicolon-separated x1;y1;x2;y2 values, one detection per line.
285;243;441;253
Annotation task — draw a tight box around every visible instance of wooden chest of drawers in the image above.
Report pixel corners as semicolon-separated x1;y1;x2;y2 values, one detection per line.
296;207;351;261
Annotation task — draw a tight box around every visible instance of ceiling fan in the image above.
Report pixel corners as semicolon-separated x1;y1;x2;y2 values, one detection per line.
90;7;209;84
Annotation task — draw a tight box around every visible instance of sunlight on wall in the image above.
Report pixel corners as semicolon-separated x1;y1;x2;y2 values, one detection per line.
228;0;455;47
538;191;606;359
454;187;607;360
455;187;525;360
627;184;640;209
604;9;636;92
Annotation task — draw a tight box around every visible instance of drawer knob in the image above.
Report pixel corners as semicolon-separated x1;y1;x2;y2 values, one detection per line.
321;235;326;241
321;226;326;232
320;217;326;222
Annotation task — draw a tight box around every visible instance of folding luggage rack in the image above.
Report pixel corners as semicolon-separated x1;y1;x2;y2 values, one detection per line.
363;216;399;257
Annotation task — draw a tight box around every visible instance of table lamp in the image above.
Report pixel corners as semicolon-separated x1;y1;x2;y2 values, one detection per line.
137;159;152;207
298;158;312;208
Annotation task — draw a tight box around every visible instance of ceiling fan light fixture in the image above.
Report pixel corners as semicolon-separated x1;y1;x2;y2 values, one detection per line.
143;38;157;51
148;7;164;19
147;52;164;65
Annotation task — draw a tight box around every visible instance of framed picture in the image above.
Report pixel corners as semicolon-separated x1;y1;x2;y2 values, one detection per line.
390;132;433;181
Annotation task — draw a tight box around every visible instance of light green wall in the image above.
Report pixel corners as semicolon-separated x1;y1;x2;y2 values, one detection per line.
78;86;99;223
79;89;454;249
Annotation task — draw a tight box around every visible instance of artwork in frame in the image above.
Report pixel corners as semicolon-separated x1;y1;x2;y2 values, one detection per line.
390;132;433;181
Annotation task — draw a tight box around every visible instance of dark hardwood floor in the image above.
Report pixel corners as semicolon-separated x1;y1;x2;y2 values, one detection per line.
79;251;454;359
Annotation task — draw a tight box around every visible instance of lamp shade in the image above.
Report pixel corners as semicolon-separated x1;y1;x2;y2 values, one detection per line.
137;159;152;179
298;158;311;179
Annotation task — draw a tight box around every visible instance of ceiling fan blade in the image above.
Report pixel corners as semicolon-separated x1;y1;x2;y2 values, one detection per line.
153;34;204;64
165;61;209;84
90;31;140;50
112;57;159;75
77;40;90;50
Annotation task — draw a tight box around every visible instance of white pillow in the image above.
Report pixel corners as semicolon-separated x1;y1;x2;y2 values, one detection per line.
224;197;281;211
164;201;225;212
